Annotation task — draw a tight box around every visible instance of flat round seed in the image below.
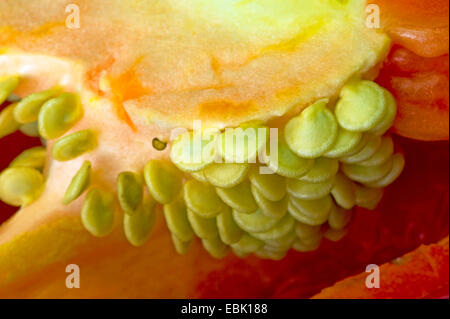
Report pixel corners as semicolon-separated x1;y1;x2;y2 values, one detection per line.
324;128;362;158
232;248;250;258
204;163;249;188
0;167;44;206
299;158;339;183
163;197;194;242
38;93;83;140
217;206;244;245
295;222;321;240
20;121;40;137
354;184;384;210
191;170;208;183
218;126;268;163
202;237;229;259
10;146;46;171
231;233;264;254
265;140;315;178
342;156;394;184
233;208;283;233
144;160;182;204
369;90;397;136
62;160;91;205
292;236;322;252
0;75;20;105
81;188;115;238
170;131;218;172
216;180;258;214
287;177;335;200
264;231;296;249
52;130;97;162
251;184;288;218
14;87;62;124
358;136;394;167
365;153;405;188
285;100;338;158
124;198;156;247
0;103;21;139
117;171;143;215
255;249;287;261
187;209;219;239
288;196;332;226
184;179;225;218
331;173;356;210
248;165;286;201
328;205;353;230
324;227;348;242
171;233;192;255
340;135;382;164
251;213;295;241
335;81;387;132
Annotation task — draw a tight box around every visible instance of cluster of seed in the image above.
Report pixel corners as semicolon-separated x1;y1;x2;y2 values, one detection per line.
0;76;405;260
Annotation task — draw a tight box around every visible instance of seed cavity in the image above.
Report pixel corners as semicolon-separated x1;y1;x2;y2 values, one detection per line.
285;100;338;159
117;171;144;215
38;93;83;140
335;81;387;132
124;197;156;247
0;103;21;139
14;87;62;124
63;161;92;205
144;160;182;204
52;130;97;162
0;167;44;206
10;147;46;172
0;75;20;105
81;188;115;237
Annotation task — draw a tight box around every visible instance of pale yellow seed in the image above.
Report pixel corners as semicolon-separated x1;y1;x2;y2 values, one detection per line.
38;93;83;139
191;170;208;183
124;198;156;247
341;135;382;164
117;171;143;215
187;209;219;239
184;179;225;218
292;236;322;252
264;231;296;250
295;222;321;240
0;75;20;105
324;227;348;242
233;208;283;233
19;121;40;137
163;198;194;242
171;233;192;255
354;184;384;210
251;213;295;241
144;160;182;204
299;157;339;183
331;173;356;210
251;184;288;218
202;237;230;259
369;89;397;136
231;233;264;254
216;180;258;214
0;103;21;139
358;136;394;167
0;167;44;206
10;146;46;171
14;87;62;124
62;161;91;205
288;195;332;226
342;156;394;184
52;130;97;162
248;165;286;201
328;205;353;230
324;128;362;158
204;162;249;188
255;248;287;261
81;188;115;238
216;206;244;245
287;177;335;200
365;153;405;188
